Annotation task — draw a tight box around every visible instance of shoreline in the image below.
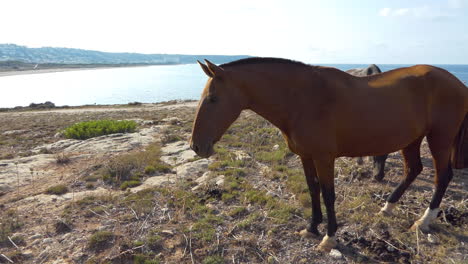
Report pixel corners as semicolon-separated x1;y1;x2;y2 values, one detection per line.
0;63;184;77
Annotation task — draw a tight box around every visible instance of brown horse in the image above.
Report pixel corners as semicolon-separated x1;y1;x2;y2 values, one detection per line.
190;58;468;252
346;64;389;181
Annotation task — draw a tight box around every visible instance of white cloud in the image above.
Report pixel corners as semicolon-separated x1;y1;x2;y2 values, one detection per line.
378;7;391;16
379;4;461;19
395;8;410;16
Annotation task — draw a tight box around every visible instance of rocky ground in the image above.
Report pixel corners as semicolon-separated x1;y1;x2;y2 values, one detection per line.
0;102;466;264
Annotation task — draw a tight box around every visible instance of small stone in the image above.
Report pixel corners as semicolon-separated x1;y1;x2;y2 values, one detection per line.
387;245;395;252
428;234;438;244
29;234;42;240
215;175;225;186
161;230;174;236
234;150;251;161
329;249;343;259
43;238;54;244
22;249;34;258
38;247;50;259
272;144;280;150
72;251;86;261
206;203;216;210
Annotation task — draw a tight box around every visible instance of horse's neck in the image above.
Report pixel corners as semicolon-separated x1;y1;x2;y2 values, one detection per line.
238;72;297;132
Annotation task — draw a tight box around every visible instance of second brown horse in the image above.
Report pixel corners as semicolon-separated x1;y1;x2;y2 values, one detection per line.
191;58;468;251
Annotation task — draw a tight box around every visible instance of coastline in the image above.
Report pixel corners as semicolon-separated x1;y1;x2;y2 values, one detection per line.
0;63;177;77
0;67;106;77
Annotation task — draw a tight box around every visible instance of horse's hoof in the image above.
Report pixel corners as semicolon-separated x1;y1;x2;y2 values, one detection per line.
317;235;337;252
299;229;319;238
410;220;430;232
373;174;384;182
379;202;395;216
379;208;393;217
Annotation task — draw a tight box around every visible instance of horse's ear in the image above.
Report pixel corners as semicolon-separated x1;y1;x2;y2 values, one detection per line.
198;60;213;77
205;59;225;77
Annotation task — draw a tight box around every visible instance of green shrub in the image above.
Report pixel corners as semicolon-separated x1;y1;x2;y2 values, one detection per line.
63;120;137;140
120;180;141;190
46;184;68;195
88;231;114;250
144;165;156;174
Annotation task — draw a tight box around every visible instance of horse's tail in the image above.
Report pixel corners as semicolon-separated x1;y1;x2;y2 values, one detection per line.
451;113;468;169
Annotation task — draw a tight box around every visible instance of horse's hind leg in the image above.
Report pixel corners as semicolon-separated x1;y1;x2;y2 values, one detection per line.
373;154;388;181
380;136;423;215
411;134;454;231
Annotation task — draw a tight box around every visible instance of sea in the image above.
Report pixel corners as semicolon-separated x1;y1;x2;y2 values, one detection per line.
0;63;467;108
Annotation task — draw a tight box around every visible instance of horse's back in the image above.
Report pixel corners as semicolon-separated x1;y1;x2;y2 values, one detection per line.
332;65;467;157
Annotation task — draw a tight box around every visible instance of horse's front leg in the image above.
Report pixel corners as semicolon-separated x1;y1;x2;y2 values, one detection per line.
299;157;322;236
315;158;338;252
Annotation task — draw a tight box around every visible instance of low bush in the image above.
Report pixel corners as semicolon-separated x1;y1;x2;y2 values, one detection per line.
46;184;68;195
63;120;137;140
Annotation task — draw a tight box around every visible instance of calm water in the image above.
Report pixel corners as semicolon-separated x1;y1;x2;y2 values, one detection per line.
0;63;467;108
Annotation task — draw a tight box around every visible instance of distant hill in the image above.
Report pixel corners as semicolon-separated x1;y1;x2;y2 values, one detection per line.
0;44;249;65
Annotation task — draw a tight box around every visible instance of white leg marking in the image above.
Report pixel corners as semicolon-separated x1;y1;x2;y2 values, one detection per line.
411;207;440;231
317;235;337;252
379;202;396;216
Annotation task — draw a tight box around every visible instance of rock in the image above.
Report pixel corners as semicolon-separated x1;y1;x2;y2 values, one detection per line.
195;171;213;184
130;174;176;192
43;237;54;244
215;175;225;186
234;150;251;161
161;141;197;166
329;249;343;259
72;251;86;262
175;159;210;179
2;129;27;136
37;247;50;260
161;230;174;236
428;234;439;244
272;144;280;150
162;117;181;124
0;154;56;193
22;249;34;259
29;234;42;240
34;126;165;154
55;220;72;234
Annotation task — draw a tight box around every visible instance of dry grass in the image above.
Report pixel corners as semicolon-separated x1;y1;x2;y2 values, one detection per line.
0;104;466;264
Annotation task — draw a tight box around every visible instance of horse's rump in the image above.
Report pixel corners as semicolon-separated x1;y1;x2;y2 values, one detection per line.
452;114;468;169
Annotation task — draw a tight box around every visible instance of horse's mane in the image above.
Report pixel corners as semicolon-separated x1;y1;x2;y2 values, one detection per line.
220;57;310;68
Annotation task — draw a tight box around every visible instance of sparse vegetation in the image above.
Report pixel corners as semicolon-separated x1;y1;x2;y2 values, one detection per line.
0;104;466;264
45;184;68;195
99;142;171;186
55;152;71;164
88;231;115;251
0;210;22;247
63;119;137;140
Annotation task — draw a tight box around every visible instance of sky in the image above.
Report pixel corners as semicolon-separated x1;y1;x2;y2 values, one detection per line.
1;0;467;64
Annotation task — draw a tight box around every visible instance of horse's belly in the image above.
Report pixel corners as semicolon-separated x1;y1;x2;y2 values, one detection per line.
336;114;427;157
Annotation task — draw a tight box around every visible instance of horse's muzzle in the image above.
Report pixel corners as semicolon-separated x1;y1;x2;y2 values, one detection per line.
190;142;214;158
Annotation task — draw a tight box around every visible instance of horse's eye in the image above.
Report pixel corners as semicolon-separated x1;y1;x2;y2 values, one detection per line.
207;95;217;103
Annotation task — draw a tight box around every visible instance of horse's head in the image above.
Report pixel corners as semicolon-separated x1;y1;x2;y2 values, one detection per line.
190;60;246;158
